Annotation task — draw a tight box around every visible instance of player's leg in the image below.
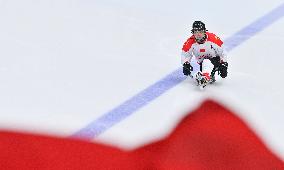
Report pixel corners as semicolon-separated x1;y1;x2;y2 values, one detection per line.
194;59;212;87
201;59;213;82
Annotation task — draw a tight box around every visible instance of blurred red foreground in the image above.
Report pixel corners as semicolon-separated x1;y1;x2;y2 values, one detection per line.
1;100;283;169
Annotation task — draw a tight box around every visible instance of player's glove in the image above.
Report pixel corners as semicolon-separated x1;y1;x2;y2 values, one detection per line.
183;62;193;76
219;62;228;78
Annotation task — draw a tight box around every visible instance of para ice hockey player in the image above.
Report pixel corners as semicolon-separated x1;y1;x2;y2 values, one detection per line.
181;21;228;88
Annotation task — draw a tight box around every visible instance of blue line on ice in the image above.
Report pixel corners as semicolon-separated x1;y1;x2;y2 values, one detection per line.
71;3;284;140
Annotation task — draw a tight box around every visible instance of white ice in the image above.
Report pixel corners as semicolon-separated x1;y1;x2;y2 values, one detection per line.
0;0;284;160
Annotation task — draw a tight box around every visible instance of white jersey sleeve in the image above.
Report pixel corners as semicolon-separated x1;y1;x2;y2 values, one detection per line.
207;33;227;62
211;43;227;62
181;36;195;64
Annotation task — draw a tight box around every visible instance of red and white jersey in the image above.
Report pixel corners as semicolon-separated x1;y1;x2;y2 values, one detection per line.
181;32;227;64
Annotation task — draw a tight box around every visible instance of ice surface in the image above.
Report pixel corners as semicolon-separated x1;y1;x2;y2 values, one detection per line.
0;0;284;160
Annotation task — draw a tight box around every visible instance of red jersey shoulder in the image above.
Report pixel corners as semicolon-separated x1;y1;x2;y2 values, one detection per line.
206;32;223;47
182;35;196;52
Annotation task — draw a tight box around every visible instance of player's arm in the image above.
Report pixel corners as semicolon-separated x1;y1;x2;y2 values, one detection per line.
181;38;194;76
210;34;228;78
212;36;228;78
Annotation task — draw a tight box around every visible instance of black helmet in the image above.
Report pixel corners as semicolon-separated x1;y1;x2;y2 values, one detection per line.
191;21;207;33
